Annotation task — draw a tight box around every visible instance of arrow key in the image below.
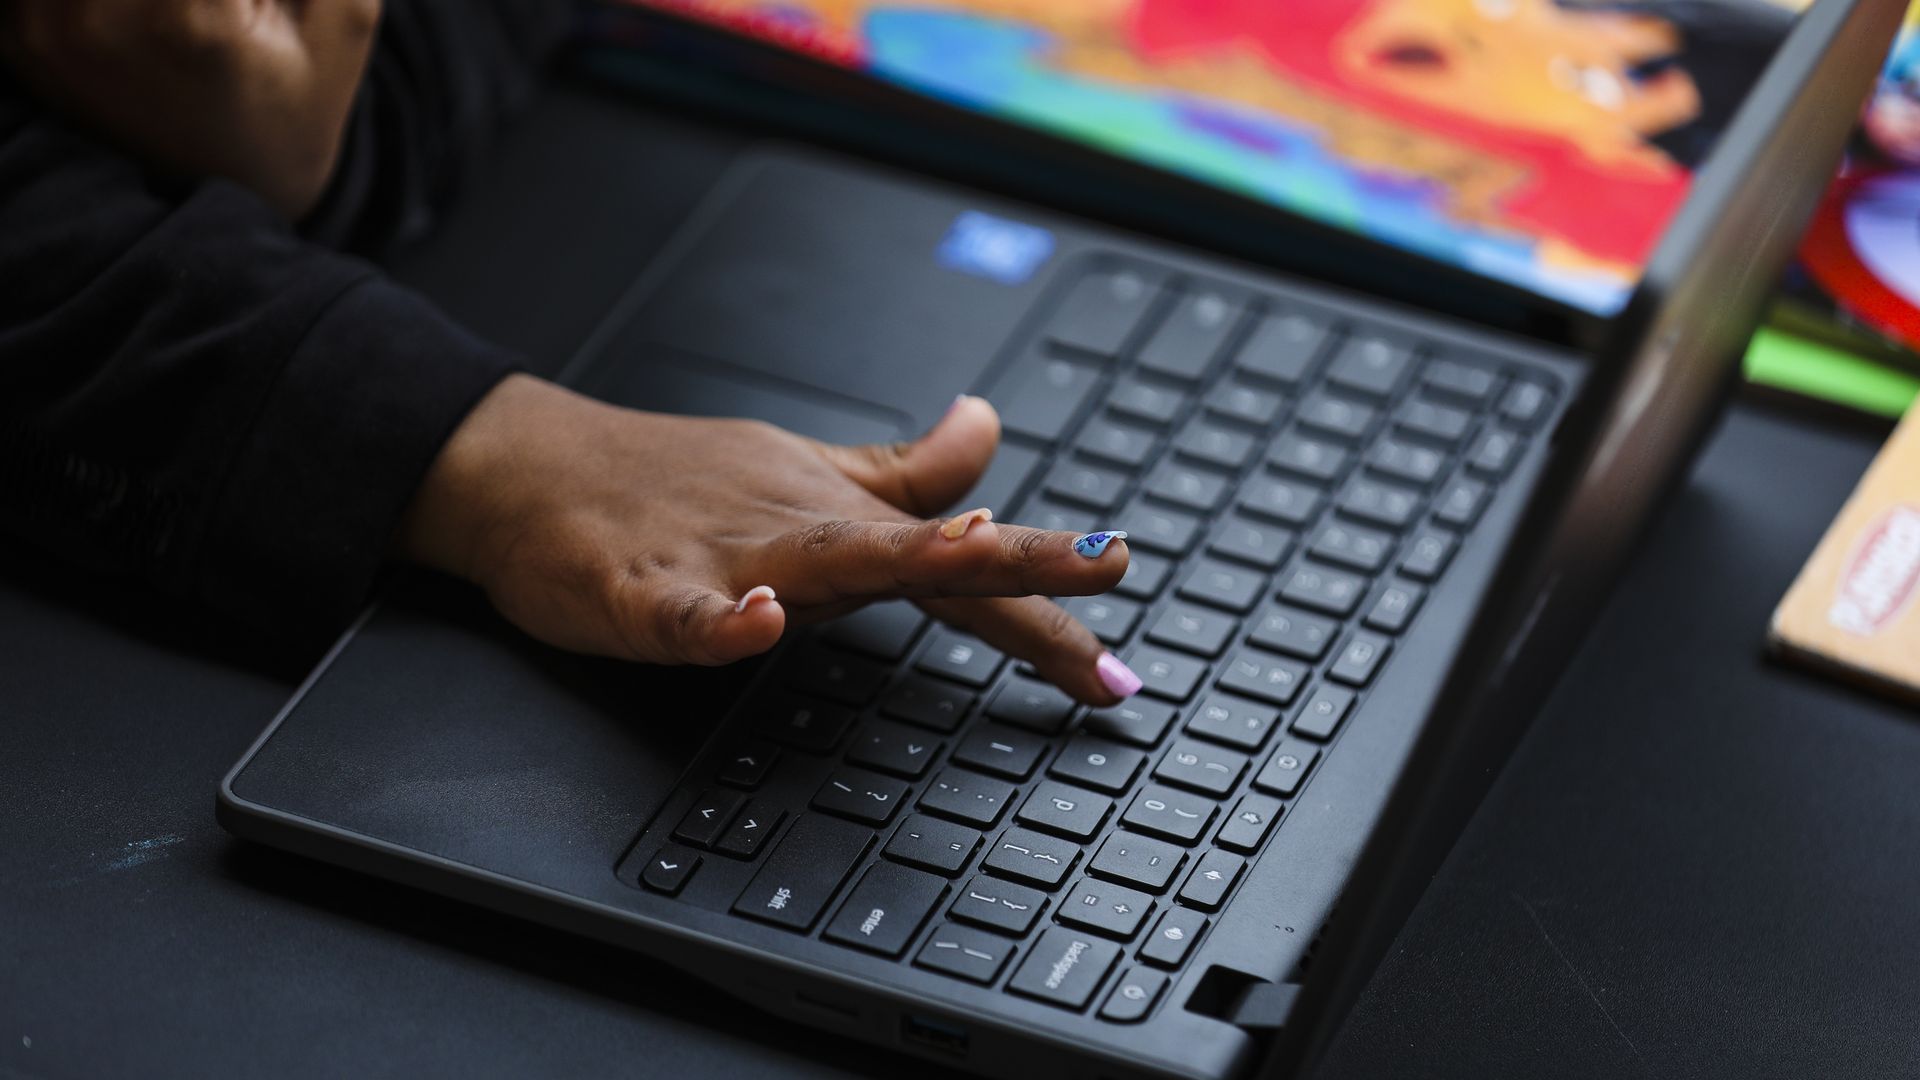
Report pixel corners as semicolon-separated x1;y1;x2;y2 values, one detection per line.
716;800;786;859
717;742;781;789
641;844;701;895
672;788;744;848
847;720;944;779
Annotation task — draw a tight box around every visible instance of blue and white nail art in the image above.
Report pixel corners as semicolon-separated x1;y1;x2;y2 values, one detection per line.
1073;531;1128;558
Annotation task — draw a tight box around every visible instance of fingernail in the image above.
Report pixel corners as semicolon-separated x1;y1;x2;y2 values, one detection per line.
1073;531;1128;558
1096;651;1143;698
942;394;972;420
734;585;776;613
940;506;994;540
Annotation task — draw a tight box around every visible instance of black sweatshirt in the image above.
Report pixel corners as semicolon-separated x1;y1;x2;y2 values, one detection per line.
0;0;572;637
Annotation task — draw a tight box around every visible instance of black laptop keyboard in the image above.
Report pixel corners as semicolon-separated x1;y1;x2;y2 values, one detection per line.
623;256;1559;1024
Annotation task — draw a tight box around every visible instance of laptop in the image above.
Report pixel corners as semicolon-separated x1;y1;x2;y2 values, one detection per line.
217;2;1899;1077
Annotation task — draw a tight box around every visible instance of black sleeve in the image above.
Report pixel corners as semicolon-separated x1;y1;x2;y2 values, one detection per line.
0;0;572;638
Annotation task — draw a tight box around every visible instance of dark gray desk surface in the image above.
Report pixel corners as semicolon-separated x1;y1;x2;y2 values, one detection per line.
6;84;1919;1080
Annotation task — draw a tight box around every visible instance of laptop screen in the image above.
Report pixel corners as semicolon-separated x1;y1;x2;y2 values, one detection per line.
615;0;1804;315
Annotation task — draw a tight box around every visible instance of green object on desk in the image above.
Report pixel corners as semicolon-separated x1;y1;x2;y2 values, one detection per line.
1744;327;1920;418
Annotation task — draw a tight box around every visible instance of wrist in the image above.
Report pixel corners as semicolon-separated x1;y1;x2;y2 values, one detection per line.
397;371;556;582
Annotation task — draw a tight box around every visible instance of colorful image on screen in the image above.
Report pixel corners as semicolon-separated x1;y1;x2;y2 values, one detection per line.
625;0;1801;314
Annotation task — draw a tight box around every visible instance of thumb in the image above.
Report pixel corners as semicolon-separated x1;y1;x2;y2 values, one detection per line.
816;395;1001;516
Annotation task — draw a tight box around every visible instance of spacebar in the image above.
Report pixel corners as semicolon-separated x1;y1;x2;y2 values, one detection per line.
731;813;874;931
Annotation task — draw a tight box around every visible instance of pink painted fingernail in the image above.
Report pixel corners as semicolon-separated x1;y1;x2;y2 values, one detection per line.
940;506;994;540
1095;651;1143;698
734;585;776;613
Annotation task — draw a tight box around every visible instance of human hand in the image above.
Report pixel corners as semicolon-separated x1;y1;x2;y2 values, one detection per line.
0;0;381;219
399;374;1143;706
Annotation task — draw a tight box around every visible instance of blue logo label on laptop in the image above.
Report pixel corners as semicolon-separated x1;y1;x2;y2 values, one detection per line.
937;211;1055;285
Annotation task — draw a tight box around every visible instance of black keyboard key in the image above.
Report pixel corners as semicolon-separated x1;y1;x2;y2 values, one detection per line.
963;441;1043;521
952;723;1048;780
732;813;873;930
1422;358;1497;405
1177;558;1263;614
641;844;700;895
847;721;944;779
917;922;1015;983
1051;736;1147;794
1017;781;1114;842
1279;564;1367;617
885;813;982;876
1177;850;1245;911
1268;431;1350;484
916;630;1005;687
1108;376;1188;427
1218;647;1310;707
1059;878;1155;939
880;676;974;734
1076;416;1158;469
921;769;1016;828
1018;497;1096;536
952;875;1048;934
1047;266;1160;356
1009;927;1122;1009
1127;645;1208;702
1154;739;1248;797
1216;794;1283;853
1142;460;1230;514
1399;528;1457;581
716;801;784;859
1121;784;1217;845
994;354;1102;442
1118;496;1202;556
1137;288;1240;382
1234;309;1329;387
1328;633;1391;688
1249;604;1338;661
674;788;744;848
813;769;910;826
1296;390;1377;442
1100;966;1168;1023
717;743;779;789
1366;438;1447;487
1364;582;1426;634
755;694;856;753
1337;475;1422;530
1239;475;1324;528
824;863;948;957
1088;833;1186;893
1208;515;1295;571
1292;685;1356;741
984;826;1081;889
824;601;928;662
1466;427;1524;477
1203;380;1284;426
1396;399;1473;446
1309;520;1395;574
1062;594;1144;646
1115;549;1174;600
986;676;1077;735
1186;693;1279;752
1045;459;1129;511
1434;476;1490;529
1325;334;1413;400
1253;740;1320;797
1499;377;1555;429
1173;418;1257;471
1140;907;1207;968
1083;699;1178;748
1145;601;1237;658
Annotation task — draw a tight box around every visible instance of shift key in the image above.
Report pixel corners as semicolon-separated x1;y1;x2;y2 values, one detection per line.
733;814;874;931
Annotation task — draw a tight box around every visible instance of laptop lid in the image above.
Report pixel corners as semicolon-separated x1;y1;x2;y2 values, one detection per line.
583;0;1813;346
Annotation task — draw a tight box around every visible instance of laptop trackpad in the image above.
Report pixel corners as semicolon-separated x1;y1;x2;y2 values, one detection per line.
589;347;909;445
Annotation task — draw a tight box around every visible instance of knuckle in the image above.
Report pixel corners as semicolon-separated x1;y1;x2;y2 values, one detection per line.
1037;601;1080;646
793;519;852;557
